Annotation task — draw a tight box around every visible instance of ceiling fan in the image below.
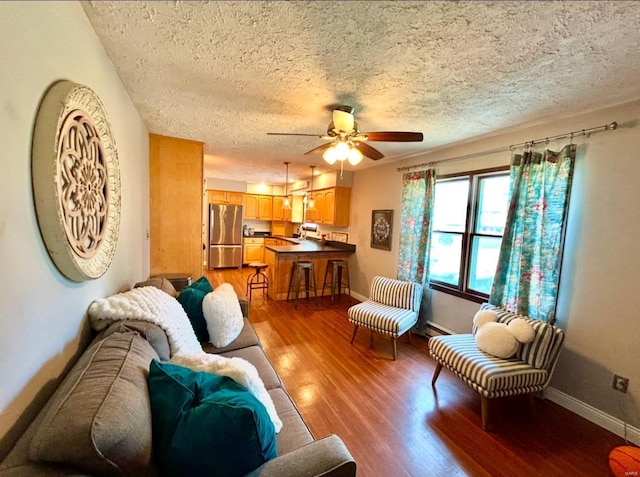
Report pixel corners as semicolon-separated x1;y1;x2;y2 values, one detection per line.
267;105;423;165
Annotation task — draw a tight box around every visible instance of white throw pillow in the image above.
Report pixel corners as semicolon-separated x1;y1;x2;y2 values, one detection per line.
202;283;244;348
476;322;519;359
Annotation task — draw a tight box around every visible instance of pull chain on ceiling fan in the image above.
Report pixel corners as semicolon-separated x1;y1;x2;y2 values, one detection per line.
267;105;424;165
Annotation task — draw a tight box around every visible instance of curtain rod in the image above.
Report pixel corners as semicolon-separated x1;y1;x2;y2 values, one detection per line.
396;121;618;172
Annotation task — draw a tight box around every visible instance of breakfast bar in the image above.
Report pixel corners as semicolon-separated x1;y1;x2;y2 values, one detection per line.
263;239;356;301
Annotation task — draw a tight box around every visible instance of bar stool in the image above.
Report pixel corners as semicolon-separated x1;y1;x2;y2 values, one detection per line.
321;259;351;304
286;261;318;309
246;262;269;300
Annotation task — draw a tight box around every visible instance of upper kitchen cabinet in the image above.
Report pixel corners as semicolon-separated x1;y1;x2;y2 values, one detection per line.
272;196;286;220
307;187;351;226
273;195;303;223
207;190;243;205
149;134;203;280
244;194;273;220
258;195;273;220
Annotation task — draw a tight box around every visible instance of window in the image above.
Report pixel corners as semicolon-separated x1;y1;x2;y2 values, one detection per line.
429;167;510;302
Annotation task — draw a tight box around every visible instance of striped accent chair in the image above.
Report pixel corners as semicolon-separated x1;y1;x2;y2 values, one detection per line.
348;276;423;360
429;303;565;430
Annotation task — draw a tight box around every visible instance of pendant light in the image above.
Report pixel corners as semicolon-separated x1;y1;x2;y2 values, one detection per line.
307;165;316;210
282;161;291;209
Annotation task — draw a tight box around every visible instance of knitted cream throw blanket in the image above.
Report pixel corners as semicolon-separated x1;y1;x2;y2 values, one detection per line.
88;286;282;432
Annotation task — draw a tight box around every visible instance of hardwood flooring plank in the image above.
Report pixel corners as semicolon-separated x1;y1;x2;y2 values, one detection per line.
205;268;624;477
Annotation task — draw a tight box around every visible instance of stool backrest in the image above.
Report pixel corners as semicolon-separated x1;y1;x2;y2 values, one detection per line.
370;276;423;312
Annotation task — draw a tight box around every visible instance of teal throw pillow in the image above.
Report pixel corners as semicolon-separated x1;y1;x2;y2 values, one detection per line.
147;360;277;477
177;276;214;341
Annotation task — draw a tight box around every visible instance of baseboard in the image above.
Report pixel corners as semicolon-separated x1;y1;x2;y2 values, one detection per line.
349;291;367;303
546;387;640;446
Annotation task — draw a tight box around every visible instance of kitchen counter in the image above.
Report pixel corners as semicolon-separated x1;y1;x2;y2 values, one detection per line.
265;238;355;253
263;239;355;301
244;233;300;242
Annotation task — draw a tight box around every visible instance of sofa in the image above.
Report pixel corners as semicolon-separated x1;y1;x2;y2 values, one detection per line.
0;280;356;476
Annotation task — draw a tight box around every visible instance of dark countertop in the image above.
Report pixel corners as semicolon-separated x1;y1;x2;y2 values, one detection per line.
264;238;356;254
243;234;301;243
265;235;302;244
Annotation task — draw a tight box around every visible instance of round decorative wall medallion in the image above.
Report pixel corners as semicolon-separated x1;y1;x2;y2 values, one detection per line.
32;81;121;281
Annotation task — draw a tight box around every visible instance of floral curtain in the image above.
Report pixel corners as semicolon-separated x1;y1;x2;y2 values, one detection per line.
397;169;436;334
489;144;576;323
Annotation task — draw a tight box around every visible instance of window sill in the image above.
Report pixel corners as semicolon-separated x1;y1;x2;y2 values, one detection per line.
429;282;487;304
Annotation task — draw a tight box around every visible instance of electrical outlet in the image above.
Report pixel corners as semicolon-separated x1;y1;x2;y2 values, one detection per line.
612;374;629;393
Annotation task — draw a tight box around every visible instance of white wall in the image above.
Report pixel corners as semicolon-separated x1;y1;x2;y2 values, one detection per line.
0;2;149;456
350;99;640;431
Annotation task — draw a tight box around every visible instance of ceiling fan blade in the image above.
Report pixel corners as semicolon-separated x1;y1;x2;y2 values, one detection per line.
267;132;323;137
304;143;333;155
360;131;424;142
332;108;355;133
355;142;384;160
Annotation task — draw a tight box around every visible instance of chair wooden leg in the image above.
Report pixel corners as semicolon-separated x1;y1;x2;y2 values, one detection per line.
392;338;397;360
481;395;492;431
407;331;412;344
431;363;443;386
350;325;359;344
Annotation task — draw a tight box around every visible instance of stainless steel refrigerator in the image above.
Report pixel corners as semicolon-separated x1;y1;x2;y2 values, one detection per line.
208;204;243;269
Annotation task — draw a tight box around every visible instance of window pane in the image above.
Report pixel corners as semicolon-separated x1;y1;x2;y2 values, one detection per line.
429;232;462;286
468;235;502;294
476;174;510;235
433;179;469;232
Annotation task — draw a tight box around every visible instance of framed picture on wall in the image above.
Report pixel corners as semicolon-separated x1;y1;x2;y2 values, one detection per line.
371;209;393;251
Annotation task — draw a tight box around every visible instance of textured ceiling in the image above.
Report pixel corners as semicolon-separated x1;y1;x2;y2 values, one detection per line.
82;1;640;184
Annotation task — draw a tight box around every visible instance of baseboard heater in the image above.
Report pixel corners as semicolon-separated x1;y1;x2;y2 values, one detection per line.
425;321;454;337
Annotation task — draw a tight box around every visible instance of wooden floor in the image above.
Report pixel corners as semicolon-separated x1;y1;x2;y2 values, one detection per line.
206;267;623;477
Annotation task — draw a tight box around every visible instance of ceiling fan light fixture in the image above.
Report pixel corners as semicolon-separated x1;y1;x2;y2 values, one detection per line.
347;147;363;166
269;105;424;166
322;145;338;165
334;141;350;159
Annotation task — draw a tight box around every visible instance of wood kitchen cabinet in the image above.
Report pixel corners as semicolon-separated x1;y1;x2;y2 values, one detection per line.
243;237;264;264
258;196;273;220
207;190;243;205
305;193;321;223
244;194;258;219
243;194;273;220
273;195;303;223
272;196;286;220
306;187;351;226
265;236;297;247
271;221;294;237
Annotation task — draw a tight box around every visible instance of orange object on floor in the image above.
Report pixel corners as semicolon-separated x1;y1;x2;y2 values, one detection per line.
609;446;640;477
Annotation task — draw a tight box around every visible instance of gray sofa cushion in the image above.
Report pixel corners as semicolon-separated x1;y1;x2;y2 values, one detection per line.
202;318;261;354
269;388;314;455
28;331;159;476
220;345;281;391
98;320;171;361
134;277;178;298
